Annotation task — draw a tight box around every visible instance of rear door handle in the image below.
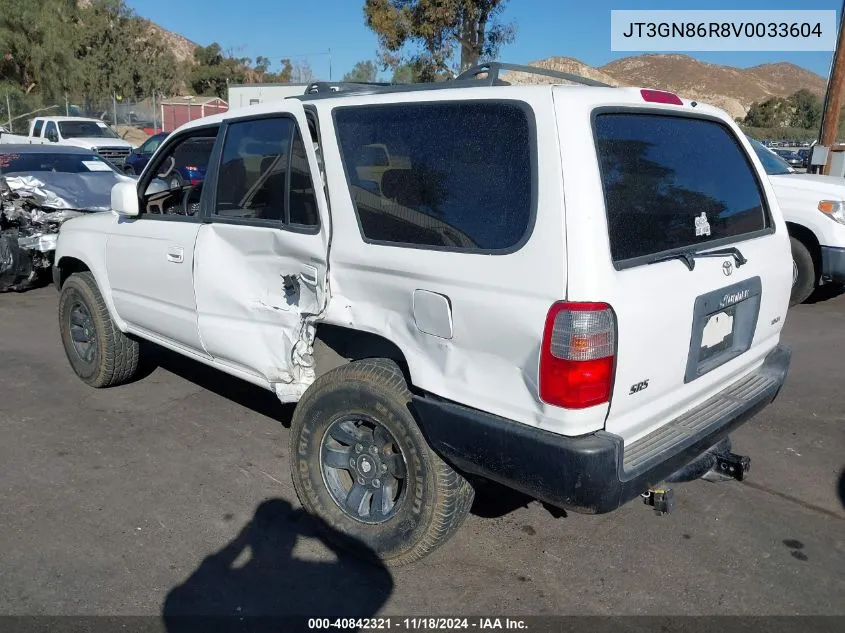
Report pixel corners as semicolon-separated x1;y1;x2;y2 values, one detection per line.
166;246;184;263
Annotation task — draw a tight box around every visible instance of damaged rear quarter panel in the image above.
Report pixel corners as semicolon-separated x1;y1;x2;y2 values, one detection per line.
314;89;604;437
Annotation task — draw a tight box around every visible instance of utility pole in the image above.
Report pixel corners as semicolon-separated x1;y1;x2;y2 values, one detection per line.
819;0;845;173
328;48;332;82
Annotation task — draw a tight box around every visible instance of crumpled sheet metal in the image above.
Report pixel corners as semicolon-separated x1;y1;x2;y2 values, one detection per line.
3;173;110;212
0;175;85;291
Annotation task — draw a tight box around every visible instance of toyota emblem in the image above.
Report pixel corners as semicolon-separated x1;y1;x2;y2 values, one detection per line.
722;260;733;276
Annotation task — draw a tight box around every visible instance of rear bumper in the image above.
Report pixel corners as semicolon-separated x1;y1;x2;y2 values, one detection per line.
412;345;791;514
820;245;845;284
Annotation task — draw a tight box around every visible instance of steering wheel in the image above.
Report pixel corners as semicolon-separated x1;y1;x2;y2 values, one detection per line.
182;183;201;216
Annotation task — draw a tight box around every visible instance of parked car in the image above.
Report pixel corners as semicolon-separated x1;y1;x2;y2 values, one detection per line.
53;65;792;565
123;132;168;175
772;148;804;168
797;147;812;169
0;116;135;167
0;144;132;291
749;137;845;305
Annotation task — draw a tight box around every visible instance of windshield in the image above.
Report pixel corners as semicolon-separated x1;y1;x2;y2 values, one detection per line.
58;120;120;139
747;137;793;175
0;151;118;174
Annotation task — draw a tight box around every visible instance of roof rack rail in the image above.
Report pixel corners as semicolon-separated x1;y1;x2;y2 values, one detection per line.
304;81;392;94
455;62;611;88
292;61;612;101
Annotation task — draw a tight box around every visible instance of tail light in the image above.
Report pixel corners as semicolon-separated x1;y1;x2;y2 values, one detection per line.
539;302;616;409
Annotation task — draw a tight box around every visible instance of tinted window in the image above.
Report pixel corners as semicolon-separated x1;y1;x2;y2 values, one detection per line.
334;102;532;250
215;117;318;227
33;120;44;137
747;137;792;175
45;121;57;139
595;114;768;264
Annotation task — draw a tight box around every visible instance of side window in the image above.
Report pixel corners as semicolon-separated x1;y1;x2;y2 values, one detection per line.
32;120;44;137
140;129;218;217
214;116;319;228
44;121;58;141
141;136;163;154
334;102;533;251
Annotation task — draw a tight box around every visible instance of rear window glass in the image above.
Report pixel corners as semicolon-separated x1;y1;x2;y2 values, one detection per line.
334;102;533;251
594;113;769;265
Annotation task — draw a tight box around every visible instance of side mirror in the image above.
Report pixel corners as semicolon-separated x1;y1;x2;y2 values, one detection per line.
111;180;140;217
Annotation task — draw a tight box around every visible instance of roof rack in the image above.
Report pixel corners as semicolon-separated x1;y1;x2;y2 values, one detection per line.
304;81;393;95
294;61;611;101
454;62;611;87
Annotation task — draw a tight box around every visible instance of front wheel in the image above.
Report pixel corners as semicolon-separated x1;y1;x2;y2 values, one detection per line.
58;272;141;387
790;236;816;306
289;359;474;566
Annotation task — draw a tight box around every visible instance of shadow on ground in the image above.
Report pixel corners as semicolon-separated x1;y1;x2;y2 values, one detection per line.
141;344;295;427
163;499;393;631
806;283;845;305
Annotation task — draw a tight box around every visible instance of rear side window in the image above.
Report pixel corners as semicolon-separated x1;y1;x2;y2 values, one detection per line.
32;120;44;137
594;113;769;266
334;101;533;251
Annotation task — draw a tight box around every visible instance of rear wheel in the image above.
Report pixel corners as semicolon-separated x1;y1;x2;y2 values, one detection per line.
289;358;474;566
58;272;140;387
790;236;816;306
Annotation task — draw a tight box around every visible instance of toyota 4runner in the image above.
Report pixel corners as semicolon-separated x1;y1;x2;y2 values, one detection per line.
53;63;792;565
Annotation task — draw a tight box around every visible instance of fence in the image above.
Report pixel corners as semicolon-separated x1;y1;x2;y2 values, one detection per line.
1;91;166;146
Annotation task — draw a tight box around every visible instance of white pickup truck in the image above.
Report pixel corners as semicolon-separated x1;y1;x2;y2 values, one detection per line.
0;116;134;167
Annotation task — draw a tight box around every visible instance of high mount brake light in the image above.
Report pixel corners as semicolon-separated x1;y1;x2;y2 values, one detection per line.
539;302;616;409
640;89;683;106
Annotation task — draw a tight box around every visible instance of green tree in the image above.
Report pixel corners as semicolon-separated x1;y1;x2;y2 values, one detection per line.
0;0;78;100
364;0;515;81
188;43;249;97
789;89;821;130
343;60;377;82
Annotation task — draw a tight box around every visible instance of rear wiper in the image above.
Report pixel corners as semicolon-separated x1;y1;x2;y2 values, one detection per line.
648;246;748;271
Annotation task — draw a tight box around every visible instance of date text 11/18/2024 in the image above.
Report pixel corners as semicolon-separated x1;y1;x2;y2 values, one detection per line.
307;617;529;630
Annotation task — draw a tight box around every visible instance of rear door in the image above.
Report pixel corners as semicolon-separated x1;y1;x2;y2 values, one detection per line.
557;93;791;445
193;105;330;399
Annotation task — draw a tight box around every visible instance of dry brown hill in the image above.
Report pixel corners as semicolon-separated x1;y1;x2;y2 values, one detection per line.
143;20;198;65
509;54;826;120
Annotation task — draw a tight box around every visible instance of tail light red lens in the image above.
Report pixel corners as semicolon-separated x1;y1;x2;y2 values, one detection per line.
540;302;616;409
640;89;683;106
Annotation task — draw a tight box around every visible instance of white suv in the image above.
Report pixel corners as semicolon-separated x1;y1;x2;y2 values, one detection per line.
53;63;792;565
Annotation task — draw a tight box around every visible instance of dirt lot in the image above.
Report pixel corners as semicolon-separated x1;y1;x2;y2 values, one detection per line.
0;285;843;619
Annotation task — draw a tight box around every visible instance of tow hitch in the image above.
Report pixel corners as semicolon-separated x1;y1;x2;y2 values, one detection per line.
703;451;751;482
642;487;675;515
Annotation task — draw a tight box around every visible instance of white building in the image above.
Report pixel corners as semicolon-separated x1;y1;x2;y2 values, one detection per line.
227;84;310;109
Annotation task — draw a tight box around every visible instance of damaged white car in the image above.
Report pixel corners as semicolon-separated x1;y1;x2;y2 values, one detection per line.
53;64;792;566
0;144;131;291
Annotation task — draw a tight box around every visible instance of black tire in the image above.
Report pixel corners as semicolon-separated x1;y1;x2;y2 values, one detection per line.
290;358;474;566
58;271;140;388
790;236;816;306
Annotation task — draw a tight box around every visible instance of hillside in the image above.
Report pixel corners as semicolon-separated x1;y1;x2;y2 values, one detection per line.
507;54;826;120
143;19;197;64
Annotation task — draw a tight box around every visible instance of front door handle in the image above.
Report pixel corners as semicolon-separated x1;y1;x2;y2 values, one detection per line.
166;246;184;263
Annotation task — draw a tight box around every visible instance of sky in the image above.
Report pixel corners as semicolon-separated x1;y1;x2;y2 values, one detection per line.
126;0;841;82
